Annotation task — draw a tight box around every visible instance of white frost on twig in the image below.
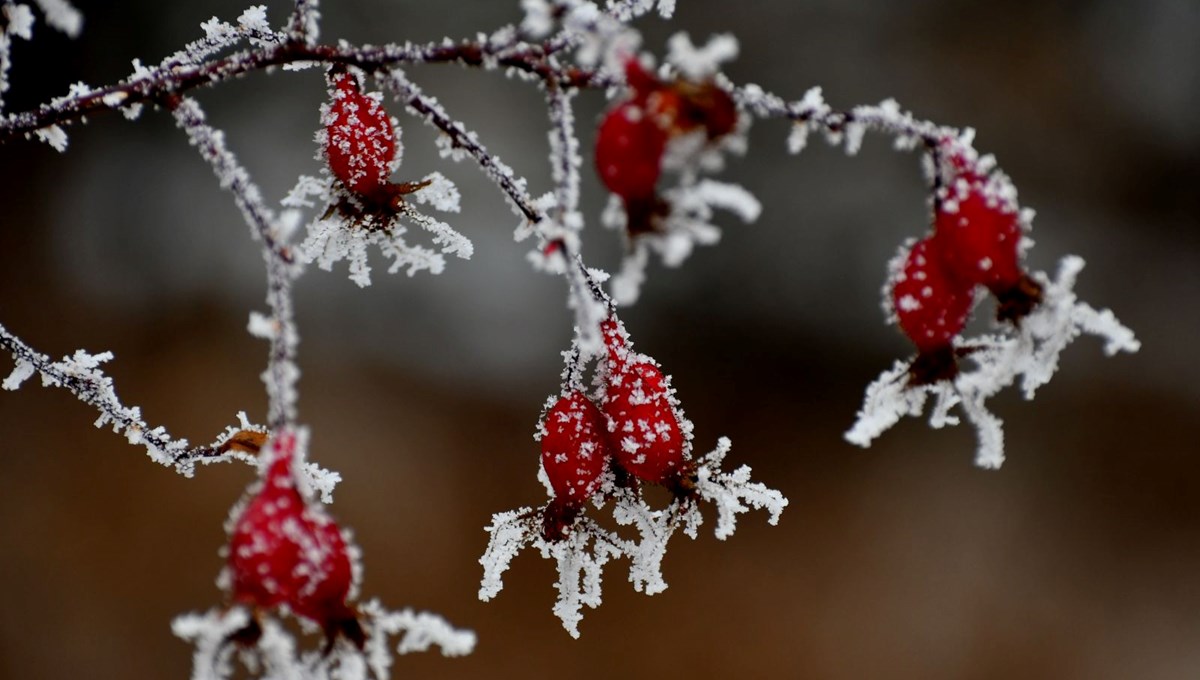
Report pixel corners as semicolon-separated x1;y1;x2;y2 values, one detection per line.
693;437;788;540
33;0;81;37
665;32;737;81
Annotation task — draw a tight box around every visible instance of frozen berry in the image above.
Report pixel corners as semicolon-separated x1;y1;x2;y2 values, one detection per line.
541;391;611;507
892;237;975;382
595;100;667;203
324;70;397;205
603;357;687;488
539;391;613;540
226;432;362;648
934;179;1022;292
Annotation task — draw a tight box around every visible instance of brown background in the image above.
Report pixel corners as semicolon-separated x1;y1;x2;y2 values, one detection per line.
1;0;1198;678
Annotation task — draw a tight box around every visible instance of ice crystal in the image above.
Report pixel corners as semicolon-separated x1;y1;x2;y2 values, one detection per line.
32;0;80;37
34;124;67;151
665;32;738;80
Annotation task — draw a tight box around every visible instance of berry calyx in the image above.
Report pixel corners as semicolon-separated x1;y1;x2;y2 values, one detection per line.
226;432;362;649
603;356;688;489
324;70;398;206
891;237;975;383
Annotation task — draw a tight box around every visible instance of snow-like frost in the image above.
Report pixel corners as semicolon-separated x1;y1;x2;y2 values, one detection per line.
34;124;67;151
4;4;34;41
174;601;473;680
33;0;81;37
2;358;34;390
665;32;738;80
693;437;788;540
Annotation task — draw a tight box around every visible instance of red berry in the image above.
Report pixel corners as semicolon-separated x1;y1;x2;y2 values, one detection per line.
933;179;1023;293
540;391;611;507
595;101;667;203
324;71;397;203
892;237;975;355
624;58;660;103
603;358;686;487
227;433;358;643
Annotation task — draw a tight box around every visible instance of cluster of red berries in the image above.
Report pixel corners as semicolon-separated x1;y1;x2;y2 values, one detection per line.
594;58;739;236
225;431;363;651
891;143;1042;383
538;316;691;540
323;68;427;219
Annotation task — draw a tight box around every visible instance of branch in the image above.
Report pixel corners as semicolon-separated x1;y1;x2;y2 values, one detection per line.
0;321;266;475
0;37;598;146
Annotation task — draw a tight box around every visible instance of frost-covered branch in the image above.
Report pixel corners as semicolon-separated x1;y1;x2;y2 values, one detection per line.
0;321;268;475
0;26;598;148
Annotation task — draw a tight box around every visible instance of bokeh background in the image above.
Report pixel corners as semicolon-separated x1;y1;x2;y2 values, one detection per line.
1;0;1197;678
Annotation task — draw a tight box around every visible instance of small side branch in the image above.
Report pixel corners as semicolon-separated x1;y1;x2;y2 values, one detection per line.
0;322;266;475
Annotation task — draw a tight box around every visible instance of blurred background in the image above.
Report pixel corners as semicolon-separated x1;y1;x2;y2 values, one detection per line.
0;0;1197;677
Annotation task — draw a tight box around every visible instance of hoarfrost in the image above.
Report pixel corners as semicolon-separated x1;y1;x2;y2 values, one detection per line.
4;4;34;41
173;601;474;680
409;171;461;213
247;311;277;340
693;437;788;540
610;179;759;305
2;358;34;390
478;509;536;601
33;0;81;37
237;6;270;34
665;32;738;80
34;124;67;151
520;0;553;38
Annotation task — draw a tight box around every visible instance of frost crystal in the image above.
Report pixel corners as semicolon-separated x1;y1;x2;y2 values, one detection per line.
665;32;738;80
33;0;81;38
34;124;67;151
4;4;35;40
2;358;34;390
173;601;473;680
